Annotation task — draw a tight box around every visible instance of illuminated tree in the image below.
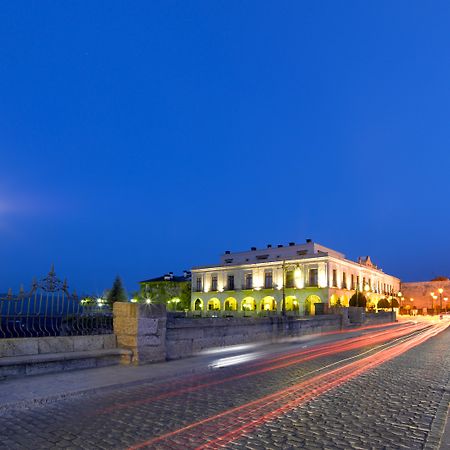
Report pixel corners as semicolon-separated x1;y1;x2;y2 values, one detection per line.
377;298;390;309
349;292;367;307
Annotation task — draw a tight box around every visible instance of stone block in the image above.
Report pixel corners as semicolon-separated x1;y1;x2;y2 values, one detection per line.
102;334;117;349
116;334;137;349
95;355;123;368
137;318;159;335
62;358;97;371
73;335;104;352
38;337;74;354
113;317;138;335
0;364;26;379
166;340;193;360
113;302;167;320
25;361;64;376
134;346;166;364
113;302;139;319
0;338;39;357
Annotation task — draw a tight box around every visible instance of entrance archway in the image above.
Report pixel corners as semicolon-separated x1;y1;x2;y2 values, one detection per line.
207;298;221;311
285;295;298;311
241;297;256;311
194;298;203;310
260;296;277;311
224;297;237;311
330;294;339;306
305;295;322;315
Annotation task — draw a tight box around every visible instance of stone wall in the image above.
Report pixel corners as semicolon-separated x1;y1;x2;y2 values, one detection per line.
112;303;397;364
0;334;116;358
365;311;396;324
166;315;342;360
0;334;122;378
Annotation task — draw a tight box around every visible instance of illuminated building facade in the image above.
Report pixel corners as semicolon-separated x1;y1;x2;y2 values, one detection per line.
400;278;450;313
191;239;400;315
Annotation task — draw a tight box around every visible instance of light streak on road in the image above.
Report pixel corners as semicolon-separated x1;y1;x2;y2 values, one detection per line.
96;321;429;415
127;321;448;450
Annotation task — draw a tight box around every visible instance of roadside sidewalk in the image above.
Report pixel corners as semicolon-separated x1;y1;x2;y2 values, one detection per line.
0;353;216;414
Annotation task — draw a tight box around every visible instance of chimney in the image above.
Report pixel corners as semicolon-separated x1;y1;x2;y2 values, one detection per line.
267;244;272;248
251;247;257;251
306;239;312;243
289;242;295;246
277;244;283;248
225;250;230;254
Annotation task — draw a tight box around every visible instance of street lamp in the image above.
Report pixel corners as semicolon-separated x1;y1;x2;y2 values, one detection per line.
438;288;444;313
281;261;301;317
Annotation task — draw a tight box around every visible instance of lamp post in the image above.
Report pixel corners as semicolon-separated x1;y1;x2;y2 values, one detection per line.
281;261;301;317
438;288;444;314
398;291;403;314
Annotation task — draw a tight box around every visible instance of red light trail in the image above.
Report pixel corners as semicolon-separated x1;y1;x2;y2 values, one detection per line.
95;321;427;415
127;321;447;450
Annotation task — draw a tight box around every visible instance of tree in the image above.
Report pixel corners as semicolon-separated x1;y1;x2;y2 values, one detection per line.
377;298;390;309
349;292;367;307
431;276;449;281
106;276;128;306
390;298;400;308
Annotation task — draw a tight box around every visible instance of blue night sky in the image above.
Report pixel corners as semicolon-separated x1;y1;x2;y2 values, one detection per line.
1;1;450;294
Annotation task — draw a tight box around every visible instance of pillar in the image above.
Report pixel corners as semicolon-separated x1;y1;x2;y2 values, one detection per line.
113;302;167;365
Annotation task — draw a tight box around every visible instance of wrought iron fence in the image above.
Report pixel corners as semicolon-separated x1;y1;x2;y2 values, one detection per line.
0;267;113;339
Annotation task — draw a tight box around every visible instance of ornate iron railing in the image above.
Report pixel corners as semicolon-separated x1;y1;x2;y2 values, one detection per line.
0;267;113;339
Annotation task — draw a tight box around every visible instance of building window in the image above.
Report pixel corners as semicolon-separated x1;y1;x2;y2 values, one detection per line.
245;273;253;289
342;272;347;289
285;270;294;288
332;269;337;287
227;275;235;290
211;275;217;291
357;276;360;289
264;271;273;289
196;277;202;292
351;274;355;290
309;269;318;287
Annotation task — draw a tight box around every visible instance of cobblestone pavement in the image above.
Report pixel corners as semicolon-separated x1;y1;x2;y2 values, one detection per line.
0;322;449;450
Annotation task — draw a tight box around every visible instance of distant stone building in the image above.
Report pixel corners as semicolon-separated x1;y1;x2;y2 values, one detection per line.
139;271;191;311
191;239;400;315
400;277;450;313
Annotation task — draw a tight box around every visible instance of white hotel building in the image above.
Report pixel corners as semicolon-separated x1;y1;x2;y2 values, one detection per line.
191;240;400;315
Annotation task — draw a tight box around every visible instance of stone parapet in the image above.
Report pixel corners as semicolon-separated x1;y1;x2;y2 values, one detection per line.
113;302;167;365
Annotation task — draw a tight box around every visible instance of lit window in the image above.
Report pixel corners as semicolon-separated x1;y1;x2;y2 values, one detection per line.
211;275;218;291
264;271;273;289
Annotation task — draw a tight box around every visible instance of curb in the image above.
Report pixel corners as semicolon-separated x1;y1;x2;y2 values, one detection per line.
0;361;213;415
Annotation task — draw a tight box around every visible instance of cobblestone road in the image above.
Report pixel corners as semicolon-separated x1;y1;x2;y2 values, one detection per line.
0;322;449;450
